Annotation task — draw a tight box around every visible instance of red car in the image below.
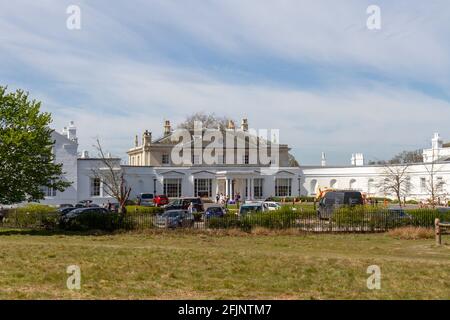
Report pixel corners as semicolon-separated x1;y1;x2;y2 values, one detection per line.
153;195;169;207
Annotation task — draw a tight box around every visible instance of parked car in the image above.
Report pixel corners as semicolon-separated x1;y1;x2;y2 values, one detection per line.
59;204;74;209
154;210;194;228
153;195;169;207
263;201;281;211
75;200;99;208
137;193;154;206
317;190;363;219
58;207;76;216
239;202;268;216
204;206;226;219
60;207;110;225
77;200;92;206
165;197;204;212
387;207;412;220
437;207;450;214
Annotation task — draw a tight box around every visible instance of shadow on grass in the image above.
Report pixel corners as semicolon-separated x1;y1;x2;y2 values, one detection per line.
0;228;117;237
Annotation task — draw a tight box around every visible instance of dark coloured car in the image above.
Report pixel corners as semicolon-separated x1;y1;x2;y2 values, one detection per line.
59;207;76;216
154;210;194;228
317;190;363;219
205;206;226;219
153;195;169;207
60;207;110;225
387;207;412;220
165;197;204;212
75;200;99;208
59;204;74;209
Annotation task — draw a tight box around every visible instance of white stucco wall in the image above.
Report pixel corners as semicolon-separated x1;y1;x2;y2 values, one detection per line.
39;131;78;205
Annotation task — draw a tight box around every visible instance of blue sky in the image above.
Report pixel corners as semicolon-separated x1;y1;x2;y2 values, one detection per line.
1;0;450;165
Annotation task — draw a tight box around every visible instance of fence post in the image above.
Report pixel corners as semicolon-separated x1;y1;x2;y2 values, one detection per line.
435;218;441;246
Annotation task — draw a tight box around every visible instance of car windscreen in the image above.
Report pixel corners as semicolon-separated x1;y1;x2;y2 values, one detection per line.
184;198;202;204
344;192;363;205
141;194;154;199
163;212;181;218
241;206;261;214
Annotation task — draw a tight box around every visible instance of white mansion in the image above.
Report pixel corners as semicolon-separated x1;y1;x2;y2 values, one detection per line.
40;120;450;206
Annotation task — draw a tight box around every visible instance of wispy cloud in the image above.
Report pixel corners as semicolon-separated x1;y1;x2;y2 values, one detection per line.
1;0;449;164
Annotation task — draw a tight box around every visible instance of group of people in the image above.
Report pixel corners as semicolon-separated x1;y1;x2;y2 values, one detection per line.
215;193;241;208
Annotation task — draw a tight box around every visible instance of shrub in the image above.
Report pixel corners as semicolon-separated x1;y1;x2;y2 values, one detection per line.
405;209;448;227
207;214;241;229
16;204;56;214
332;206;366;228
62;212;127;231
126;205;164;215
2;210;59;229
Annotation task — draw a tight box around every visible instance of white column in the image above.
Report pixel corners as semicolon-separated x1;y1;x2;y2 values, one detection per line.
250;178;254;200
230;179;234;198
225;178;229;197
246;178;250;201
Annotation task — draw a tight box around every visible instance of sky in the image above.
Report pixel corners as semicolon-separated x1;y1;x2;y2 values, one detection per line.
1;0;450;165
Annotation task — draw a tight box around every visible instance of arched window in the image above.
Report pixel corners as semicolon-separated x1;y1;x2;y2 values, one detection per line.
330;179;337;189
349;179;357;190
310;179;318;195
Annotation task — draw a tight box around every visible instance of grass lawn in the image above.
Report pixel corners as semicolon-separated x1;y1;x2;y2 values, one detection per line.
0;229;449;299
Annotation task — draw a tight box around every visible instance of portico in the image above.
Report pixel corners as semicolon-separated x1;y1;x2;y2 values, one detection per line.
215;170;262;200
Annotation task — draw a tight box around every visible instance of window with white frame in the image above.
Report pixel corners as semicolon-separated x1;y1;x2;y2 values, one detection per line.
194;179;212;197
420;177;426;193
275;178;292;197
437;177;444;192
163;178;182;198
253;178;264;198
90;177;101;197
41;184;56;197
162;154;170;165
191;154;201;165
243;154;249;165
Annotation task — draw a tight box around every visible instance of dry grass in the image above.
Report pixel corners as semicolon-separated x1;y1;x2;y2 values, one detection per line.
387;227;435;240
0;229;449;299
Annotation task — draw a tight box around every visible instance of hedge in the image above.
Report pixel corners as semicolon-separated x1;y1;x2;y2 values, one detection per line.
125;206;164;215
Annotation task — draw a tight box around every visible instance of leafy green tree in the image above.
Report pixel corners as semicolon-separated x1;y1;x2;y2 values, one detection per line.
0;86;71;204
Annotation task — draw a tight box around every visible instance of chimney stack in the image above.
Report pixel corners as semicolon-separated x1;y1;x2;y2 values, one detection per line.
142;130;152;146
164;120;171;136
241;118;248;131
355;153;364;167
321;152;326;167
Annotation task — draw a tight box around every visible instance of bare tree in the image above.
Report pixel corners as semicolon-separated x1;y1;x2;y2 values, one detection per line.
177;112;233;131
378;164;411;207
368;149;423;165
423;149;447;208
90;139;131;215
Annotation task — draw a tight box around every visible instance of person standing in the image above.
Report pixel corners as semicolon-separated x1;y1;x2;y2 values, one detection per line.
188;202;195;214
215;193;220;204
235;193;241;209
225;195;230;208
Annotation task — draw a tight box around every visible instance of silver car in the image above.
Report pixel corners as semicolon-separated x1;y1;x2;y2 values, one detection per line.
154;210;195;228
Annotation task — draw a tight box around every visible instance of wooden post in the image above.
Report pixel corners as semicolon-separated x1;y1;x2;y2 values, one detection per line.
435;218;441;246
